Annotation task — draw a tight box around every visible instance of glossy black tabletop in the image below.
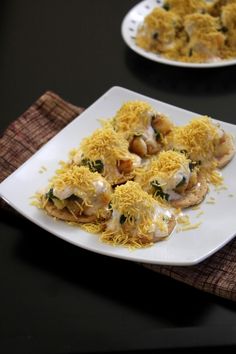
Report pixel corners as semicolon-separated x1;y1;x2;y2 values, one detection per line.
0;1;236;353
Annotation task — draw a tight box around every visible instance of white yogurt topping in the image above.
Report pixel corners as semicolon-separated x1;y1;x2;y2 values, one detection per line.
108;204;172;239
93;179;108;194
53;186;75;200
152;163;191;201
53;177;108;201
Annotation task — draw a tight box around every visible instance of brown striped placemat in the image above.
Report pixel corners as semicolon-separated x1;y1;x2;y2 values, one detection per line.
0;91;235;301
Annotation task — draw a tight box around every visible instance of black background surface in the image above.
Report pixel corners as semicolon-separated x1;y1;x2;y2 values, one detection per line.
0;1;236;353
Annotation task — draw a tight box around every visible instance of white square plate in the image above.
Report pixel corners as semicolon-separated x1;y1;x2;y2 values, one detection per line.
1;86;236;265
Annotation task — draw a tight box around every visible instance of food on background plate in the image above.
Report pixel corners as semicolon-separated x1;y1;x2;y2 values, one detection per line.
71;125;142;185
183;13;225;62
135;7;182;54
135;0;236;63
208;0;236;17
220;3;236;51
135;150;208;209
101;181;176;248
111;101;174;157
162;0;208;16
39;165;112;223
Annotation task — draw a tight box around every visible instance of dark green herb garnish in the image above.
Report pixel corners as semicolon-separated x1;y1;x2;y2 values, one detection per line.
153;127;161;141
150;180;169;201
163;215;170;222
221;26;228;33
81;158;104;173
45;188;55;200
133;132;143;137
67;194;82;202
188;48;193;57
81;158;90;167
180;149;188;155
172;148;188;156
176;176;186;188
152;32;159;40
93;160;104;173
120;214;127;224
108;202;112;210
163;3;170;11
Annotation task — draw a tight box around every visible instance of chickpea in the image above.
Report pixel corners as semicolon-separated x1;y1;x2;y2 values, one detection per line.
129;136;148;157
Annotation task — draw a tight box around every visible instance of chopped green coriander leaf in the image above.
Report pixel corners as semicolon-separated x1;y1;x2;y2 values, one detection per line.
45;188;55;200
163;3;170;11
150;180;169;201
176;176;186;188
81;158;104;173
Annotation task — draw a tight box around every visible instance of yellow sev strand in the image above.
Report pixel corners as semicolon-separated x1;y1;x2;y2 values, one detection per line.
100;228;153;249
77;222;104;234
196;210;204;218
111;181;154;217
177;214;190;225
206;169;224;186
112;101;153;133
181;221;202;231
176;213;202;232
79;125;130;163
30;193;47;209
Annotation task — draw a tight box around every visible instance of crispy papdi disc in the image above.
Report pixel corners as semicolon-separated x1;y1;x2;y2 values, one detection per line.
44;201;98;223
170;173;208;209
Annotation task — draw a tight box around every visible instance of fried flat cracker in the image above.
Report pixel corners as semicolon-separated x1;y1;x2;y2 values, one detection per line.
45;200;97;223
170;174;208;209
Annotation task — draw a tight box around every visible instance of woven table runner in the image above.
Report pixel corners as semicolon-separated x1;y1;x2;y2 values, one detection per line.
0;92;235;301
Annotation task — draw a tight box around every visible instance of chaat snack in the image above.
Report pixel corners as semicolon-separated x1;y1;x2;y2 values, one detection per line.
166;116;235;169
72;125;141;185
101;181;176;248
135;7;182;54
183;13;225;61
39;165;112;223
135;150;208;209
111;101;174;158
